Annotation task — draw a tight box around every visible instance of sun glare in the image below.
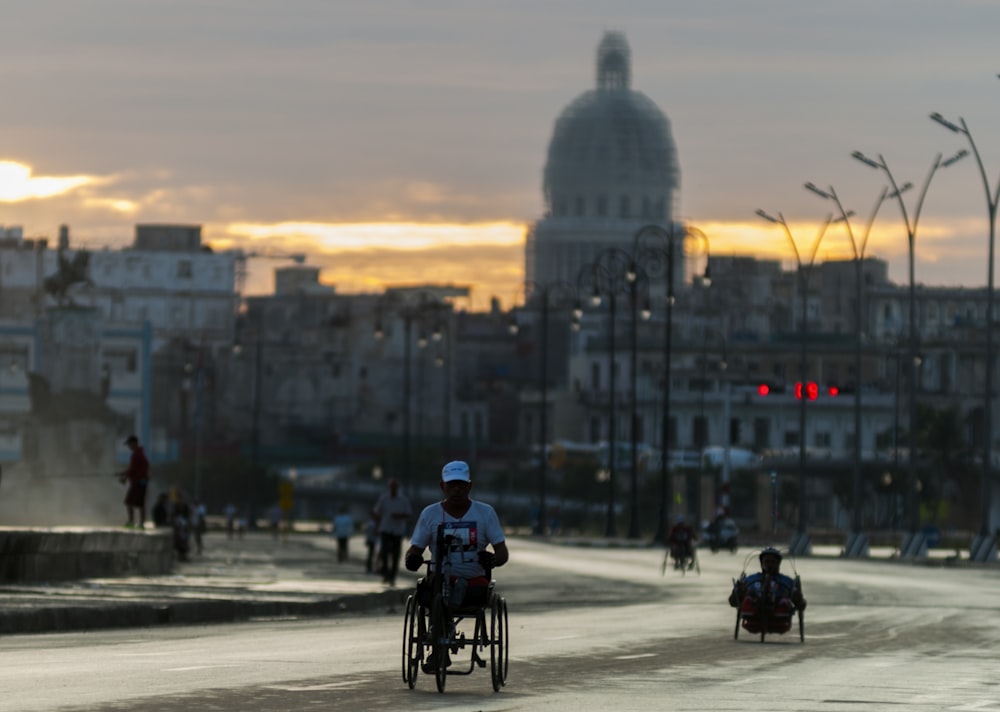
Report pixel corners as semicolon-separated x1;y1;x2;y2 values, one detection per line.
0;161;95;202
224;221;527;251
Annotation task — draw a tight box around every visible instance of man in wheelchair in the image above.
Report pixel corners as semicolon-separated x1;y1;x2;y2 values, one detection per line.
729;547;806;631
404;460;509;670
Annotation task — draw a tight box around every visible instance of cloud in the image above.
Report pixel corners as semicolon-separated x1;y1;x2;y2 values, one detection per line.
0;161;100;202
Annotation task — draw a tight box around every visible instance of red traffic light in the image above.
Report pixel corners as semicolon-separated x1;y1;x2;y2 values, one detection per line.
794;381;819;400
827;385;839;397
757;383;770;396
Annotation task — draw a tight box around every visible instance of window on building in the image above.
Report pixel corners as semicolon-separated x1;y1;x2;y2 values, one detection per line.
597;195;607;217
619;195;630;218
753;417;770;450
814;432;831;448
0;416;18;438
784;430;800;447
177;260;192;278
590;362;601;390
693;417;708;449
589;416;601;443
104;348;138;373
575;196;585;216
0;344;29;374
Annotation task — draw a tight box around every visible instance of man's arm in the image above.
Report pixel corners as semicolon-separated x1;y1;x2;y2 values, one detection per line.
491;541;509;567
404;543;425;571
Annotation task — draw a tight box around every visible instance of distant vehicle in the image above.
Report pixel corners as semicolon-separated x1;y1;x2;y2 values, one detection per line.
701;446;763;470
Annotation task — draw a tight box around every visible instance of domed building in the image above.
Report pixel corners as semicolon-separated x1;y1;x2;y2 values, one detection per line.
526;32;682;289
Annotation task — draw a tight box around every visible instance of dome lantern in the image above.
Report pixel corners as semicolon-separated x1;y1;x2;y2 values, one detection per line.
597;32;631;91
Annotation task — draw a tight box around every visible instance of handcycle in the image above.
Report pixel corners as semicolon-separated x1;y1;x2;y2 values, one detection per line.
731;550;804;643
401;527;509;693
663;541;700;576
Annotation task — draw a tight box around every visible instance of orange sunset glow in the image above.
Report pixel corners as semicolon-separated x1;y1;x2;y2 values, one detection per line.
199;216;983;310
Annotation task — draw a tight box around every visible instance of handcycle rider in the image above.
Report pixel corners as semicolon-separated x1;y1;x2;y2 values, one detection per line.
729;546;806;613
404;460;509;671
667;514;696;569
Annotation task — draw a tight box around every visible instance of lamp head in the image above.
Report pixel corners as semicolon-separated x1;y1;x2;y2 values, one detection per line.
929;112;963;134
941;149;968;167
803;182;832;200
852;151;881;169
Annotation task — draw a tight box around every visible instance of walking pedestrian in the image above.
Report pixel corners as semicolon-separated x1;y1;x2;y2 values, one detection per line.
332;505;354;563
364;514;378;574
117;435;149;529
371;478;411;586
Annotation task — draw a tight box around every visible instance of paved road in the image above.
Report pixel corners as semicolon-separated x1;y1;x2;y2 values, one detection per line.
2;537;999;711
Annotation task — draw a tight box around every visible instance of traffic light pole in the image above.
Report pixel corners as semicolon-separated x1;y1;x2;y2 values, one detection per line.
756;209;832;556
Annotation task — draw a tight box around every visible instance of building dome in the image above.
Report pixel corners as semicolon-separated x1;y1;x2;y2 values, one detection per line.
542;32;679;223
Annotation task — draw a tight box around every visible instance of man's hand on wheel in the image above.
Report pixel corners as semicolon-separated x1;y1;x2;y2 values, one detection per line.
478;550;496;570
405;553;424;572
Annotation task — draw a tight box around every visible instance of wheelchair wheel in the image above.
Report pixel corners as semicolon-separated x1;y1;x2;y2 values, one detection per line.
490;595;509;691
401;594;420;688
431;595;449;693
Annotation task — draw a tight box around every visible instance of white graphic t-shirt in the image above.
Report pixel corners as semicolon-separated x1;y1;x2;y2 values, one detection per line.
410;500;505;579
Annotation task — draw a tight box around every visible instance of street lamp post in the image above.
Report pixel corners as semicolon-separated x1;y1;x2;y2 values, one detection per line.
234;314;263;528
515;281;579;536
852;148;966;558
374;292;447;494
631;223;711;543
756;209;834;556
581;249;634;538
805;182;889;557
623;263;651;540
931;109;999;562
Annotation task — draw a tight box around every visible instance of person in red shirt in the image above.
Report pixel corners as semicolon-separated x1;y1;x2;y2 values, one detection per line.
118;435;150;529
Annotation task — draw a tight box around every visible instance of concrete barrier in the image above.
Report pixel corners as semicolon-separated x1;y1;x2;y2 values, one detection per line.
0;527;174;582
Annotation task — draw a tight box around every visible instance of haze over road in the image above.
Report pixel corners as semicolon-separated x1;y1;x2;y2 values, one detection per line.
2;538;997;711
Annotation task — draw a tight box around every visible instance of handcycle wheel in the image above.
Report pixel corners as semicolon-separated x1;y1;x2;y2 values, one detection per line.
798;609;805;643
490;595;508;690
431;594;449;693
401;594;420;688
733;609;741;640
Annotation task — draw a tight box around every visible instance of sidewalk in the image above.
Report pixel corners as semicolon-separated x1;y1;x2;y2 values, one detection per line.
0;530;407;636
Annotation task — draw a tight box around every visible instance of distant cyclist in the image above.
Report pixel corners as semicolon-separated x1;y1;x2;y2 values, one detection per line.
667;514;695;569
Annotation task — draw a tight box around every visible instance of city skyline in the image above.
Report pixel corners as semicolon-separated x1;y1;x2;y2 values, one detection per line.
2;1;1000;310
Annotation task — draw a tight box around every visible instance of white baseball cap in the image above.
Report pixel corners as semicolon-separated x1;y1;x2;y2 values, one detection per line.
441;460;471;483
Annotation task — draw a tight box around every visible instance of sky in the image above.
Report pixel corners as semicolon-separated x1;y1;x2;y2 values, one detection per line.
2;0;1000;310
